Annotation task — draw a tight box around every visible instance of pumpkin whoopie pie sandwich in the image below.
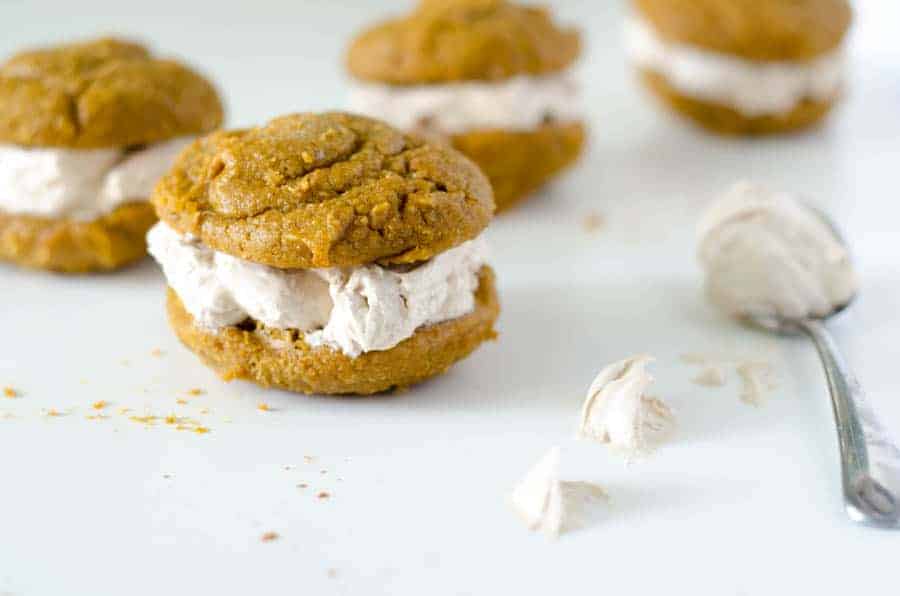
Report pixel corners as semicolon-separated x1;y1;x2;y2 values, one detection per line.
148;112;500;396
0;37;223;272
346;0;585;213
626;0;852;135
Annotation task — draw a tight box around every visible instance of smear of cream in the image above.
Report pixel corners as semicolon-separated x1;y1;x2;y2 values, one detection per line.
683;352;778;405
577;356;675;457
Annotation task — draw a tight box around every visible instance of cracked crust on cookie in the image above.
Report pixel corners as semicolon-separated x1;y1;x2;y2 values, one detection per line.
152;112;494;269
0;37;223;148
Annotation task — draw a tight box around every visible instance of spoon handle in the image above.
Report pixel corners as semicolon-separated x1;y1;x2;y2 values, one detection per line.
799;319;900;529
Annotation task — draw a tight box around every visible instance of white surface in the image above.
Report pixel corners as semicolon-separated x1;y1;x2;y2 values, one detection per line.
1;2;899;595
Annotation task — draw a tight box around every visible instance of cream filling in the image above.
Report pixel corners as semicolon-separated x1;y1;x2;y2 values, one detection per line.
347;71;582;135
147;222;489;358
577;355;674;456
0;137;194;221
697;181;858;320
625;17;845;116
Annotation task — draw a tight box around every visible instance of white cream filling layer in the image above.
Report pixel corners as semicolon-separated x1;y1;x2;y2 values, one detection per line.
147;222;488;358
625;17;845;116
347;71;581;134
698;181;858;320
0;137;194;221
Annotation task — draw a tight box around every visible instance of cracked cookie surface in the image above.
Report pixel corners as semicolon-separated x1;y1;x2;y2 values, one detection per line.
347;0;580;84
152;112;494;269
0;37;223;148
633;0;851;61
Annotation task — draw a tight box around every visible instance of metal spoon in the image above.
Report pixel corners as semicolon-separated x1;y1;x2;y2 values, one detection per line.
746;214;900;529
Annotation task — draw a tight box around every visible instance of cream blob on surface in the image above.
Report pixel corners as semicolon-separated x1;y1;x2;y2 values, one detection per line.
625;17;845;116
147;222;488;358
508;447;564;538
347;71;582;135
577;355;674;456
0;137;194;221
698;181;858;320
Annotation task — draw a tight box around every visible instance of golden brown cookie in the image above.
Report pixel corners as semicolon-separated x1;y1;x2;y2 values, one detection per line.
152;112;494;269
633;0;852;62
450;121;585;212
0;37;224;149
640;70;836;135
347;0;580;84
166;268;500;395
0;201;156;273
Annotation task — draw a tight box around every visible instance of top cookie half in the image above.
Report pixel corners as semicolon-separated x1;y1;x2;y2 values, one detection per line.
346;0;581;84
632;0;852;61
0;37;224;148
152;112;494;269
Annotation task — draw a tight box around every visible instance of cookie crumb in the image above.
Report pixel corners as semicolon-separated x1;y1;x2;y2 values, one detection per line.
2;386;17;398
260;531;280;543
199;407;210;414
327;568;339;579
297;483;308;489
583;212;605;234
176;399;188;405
151;348;164;357
92;400;108;410
303;455;317;464
317;491;331;500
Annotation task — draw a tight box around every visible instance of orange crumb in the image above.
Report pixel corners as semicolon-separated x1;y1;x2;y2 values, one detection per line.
257;403;271;412
176;399;188;405
583;212;605;234
3;387;17;398
118;407;132;415
165;415;177;425
260;531;280;542
194;426;210;435
150;348;164;357
92;400;107;410
187;388;204;396
44;408;63;417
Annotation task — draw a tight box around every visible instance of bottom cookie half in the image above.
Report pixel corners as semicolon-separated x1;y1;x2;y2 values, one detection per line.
0;201;157;273
640;69;837;136
452;121;585;213
167;267;501;396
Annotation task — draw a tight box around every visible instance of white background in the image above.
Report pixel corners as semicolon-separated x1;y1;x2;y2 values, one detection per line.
1;1;899;595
